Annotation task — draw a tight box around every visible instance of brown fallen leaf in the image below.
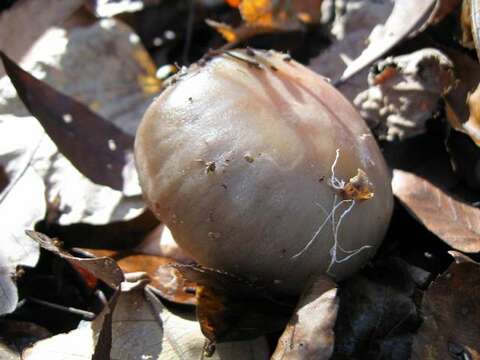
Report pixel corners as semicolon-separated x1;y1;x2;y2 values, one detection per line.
333;257;421;359
392;169;480;253
0;124;45;315
340;0;438;82
0;51;134;192
174;264;294;347
444;48;480;147
411;252;480;359
26;230;124;289
208;0;322;44
355;48;456;141
89;250;197;305
469;0;480;60
271;275;338;360
23;280;270;359
36;208;158;251
0;0;83;79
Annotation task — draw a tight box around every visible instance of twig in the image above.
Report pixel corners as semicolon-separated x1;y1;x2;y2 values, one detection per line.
27;297;96;320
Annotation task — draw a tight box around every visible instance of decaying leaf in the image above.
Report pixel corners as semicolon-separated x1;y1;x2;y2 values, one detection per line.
0;120;45;315
271;275;338;360
23;293;112;360
208;0;322;44
411;252;480;359
354;48;456;140
462;82;480;145
0;0;84;79
0;319;52;360
26;231;124;289
309;0;394;101
340;0;438;81
89;250;197;305
469;0;480;60
333;257;420;359
392;169;480;253
1;51;135;192
175;264;293;345
444;48;480;146
0;17;162;224
24;282;269;359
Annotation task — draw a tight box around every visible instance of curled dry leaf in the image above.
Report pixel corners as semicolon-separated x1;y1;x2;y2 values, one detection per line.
411;252;480;359
340;0;438;82
392;169;480;253
26;230;124;289
0;51;135;192
271;275;338;360
174;264;293;345
89;249;197;305
354;48;456;141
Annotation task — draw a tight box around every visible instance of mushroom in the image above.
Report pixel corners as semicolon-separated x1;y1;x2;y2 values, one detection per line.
135;49;393;294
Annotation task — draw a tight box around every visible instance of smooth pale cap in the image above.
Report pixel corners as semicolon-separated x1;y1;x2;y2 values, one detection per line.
135;49;393;294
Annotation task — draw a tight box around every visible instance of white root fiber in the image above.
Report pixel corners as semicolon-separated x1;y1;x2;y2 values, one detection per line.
291;149;373;276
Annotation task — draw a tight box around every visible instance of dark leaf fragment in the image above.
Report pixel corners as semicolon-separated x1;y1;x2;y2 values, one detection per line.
174;264;294;345
411;252;480;359
333;258;421;360
0;51;134;192
26;230;124;289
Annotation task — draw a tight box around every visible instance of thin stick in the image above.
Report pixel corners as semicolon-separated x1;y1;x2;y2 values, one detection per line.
27;297;96;320
182;0;195;64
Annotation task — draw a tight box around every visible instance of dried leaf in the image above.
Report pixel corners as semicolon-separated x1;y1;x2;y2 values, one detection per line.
392;169;480;253
0;19;155;237
430;0;462;24
0;121;45;315
471;0;480;60
26;230;124;289
239;0;274;26
355;48;456;141
0;0;83;79
90;250;197;305
23;294;111;360
340;0;437;81
1;51;134;192
333;258;420;359
462;82;480;145
411;253;480;359
309;0;394;101
25;282;269;359
36;208;159;250
175;264;293;344
271;275;338;360
208;0;322;43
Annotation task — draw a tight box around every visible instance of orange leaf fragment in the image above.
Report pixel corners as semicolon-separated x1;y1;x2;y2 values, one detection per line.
343;169;374;201
225;0;241;7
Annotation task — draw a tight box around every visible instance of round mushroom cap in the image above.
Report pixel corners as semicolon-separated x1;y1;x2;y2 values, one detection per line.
135;49;393;294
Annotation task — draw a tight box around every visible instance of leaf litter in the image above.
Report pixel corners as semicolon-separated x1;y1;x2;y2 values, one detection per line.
3;0;480;359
